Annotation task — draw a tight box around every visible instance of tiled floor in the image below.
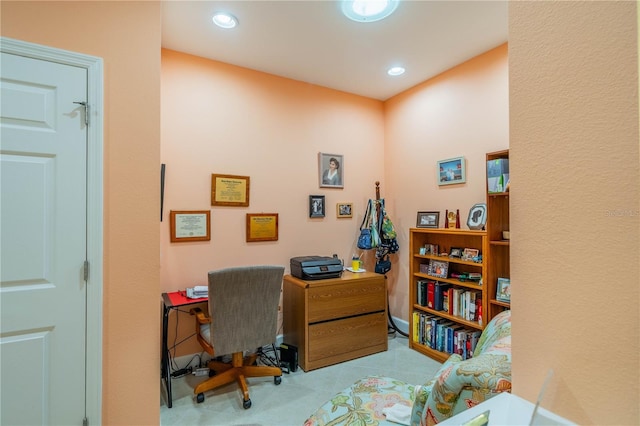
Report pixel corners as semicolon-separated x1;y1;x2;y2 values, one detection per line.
160;333;442;426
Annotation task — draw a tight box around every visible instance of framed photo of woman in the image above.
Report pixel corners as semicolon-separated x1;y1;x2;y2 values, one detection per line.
318;152;344;188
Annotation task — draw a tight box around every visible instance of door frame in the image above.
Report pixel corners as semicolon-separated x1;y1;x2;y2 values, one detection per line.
1;37;104;422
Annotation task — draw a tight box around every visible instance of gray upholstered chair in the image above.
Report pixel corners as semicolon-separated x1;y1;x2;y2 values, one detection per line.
191;265;285;408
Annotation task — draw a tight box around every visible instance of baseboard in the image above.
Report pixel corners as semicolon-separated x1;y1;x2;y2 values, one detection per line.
390;315;409;335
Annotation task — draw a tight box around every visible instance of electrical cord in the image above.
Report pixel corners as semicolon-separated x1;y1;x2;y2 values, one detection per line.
384;275;409;338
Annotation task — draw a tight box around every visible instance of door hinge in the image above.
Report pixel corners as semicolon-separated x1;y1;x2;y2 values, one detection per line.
83;417;88;426
73;101;89;126
84;260;89;281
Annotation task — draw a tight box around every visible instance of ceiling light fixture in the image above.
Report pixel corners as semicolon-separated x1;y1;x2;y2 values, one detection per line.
341;0;400;23
212;12;238;29
387;66;405;76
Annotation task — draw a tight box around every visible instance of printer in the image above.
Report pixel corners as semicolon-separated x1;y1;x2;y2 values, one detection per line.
290;256;343;280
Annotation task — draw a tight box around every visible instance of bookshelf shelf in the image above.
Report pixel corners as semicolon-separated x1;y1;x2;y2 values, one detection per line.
490;299;511;308
408;228;487;362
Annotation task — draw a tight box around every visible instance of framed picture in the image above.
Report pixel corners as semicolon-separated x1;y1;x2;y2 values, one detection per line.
437;156;466;186
416;211;439;228
211;174;250;207
428;259;449;278
496;278;511;302
309;195;325;218
449;247;463;258
318;152;344;188
461;248;480;261
246;213;279;242
336;202;353;218
169;210;211;243
467;203;487;230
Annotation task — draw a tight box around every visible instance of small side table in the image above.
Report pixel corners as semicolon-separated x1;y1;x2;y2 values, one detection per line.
161;291;207;408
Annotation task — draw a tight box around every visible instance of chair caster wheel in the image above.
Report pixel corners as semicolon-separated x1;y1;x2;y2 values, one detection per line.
274;376;282;385
243;398;252;409
196;393;205;403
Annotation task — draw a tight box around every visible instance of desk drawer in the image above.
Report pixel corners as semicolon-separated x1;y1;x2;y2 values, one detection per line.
308;312;386;362
308;279;386;323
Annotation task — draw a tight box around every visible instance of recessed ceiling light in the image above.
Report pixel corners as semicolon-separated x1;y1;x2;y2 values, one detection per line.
212;12;238;29
342;0;400;23
387;66;405;76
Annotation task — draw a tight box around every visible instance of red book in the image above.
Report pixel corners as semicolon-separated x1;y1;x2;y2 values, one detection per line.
427;281;435;309
448;288;454;313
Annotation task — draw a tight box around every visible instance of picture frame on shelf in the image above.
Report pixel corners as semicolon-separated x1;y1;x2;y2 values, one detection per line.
461;248;480;261
309;195;325;218
437;156;466;186
449;247;463;258
467;203;487;230
318;152;344;188
496;278;511;302
416;211;439;228
428;259;449;278
336;202;353;218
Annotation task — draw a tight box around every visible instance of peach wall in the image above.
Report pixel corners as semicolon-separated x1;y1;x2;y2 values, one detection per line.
510;2;639;425
384;44;509;320
1;2;161;425
160;49;385;355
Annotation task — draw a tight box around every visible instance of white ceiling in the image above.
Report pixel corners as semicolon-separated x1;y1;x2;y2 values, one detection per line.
161;1;508;101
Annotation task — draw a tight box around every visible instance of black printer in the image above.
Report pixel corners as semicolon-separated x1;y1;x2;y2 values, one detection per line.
290;256;343;280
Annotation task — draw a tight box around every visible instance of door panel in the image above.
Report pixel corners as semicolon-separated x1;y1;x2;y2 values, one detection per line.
1;52;87;426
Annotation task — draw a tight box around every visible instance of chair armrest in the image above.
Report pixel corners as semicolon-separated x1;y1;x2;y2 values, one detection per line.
410;354;463;426
421;353;511;425
190;307;211;325
190;307;214;355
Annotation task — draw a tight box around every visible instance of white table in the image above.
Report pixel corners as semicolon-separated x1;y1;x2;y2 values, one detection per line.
438;392;576;426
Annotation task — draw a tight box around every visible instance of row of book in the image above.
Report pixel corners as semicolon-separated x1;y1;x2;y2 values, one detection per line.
416;280;483;324
412;311;481;359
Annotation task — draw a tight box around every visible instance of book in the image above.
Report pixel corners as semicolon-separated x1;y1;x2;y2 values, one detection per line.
412;311;420;343
434;282;449;311
427;281;435;309
447;325;464;354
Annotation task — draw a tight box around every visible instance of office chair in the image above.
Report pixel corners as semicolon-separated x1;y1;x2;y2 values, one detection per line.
191;265;285;408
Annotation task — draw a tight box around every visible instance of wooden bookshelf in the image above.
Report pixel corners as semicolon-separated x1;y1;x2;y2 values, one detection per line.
486;150;511;322
408;228;487;363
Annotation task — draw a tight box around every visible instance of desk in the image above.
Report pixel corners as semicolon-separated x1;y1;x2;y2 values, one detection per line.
161;291;207;408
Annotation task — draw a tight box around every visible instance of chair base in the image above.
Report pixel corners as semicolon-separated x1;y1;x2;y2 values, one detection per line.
194;351;282;407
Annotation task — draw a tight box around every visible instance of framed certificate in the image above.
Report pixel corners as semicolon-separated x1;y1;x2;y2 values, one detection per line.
170;210;211;242
211;174;250;207
246;213;279;242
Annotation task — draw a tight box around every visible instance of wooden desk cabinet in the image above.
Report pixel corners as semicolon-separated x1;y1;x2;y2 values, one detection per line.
283;271;388;371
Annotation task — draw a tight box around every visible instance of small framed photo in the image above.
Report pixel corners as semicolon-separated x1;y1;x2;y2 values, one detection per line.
309;195;325;218
428;259;449;279
461;248;480;261
416;211;439;228
318;152;344;188
496;278;511;302
336;202;353;218
437;156;466;186
449;247;463;258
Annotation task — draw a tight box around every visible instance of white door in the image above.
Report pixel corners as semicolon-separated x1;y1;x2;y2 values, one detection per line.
1;51;88;425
